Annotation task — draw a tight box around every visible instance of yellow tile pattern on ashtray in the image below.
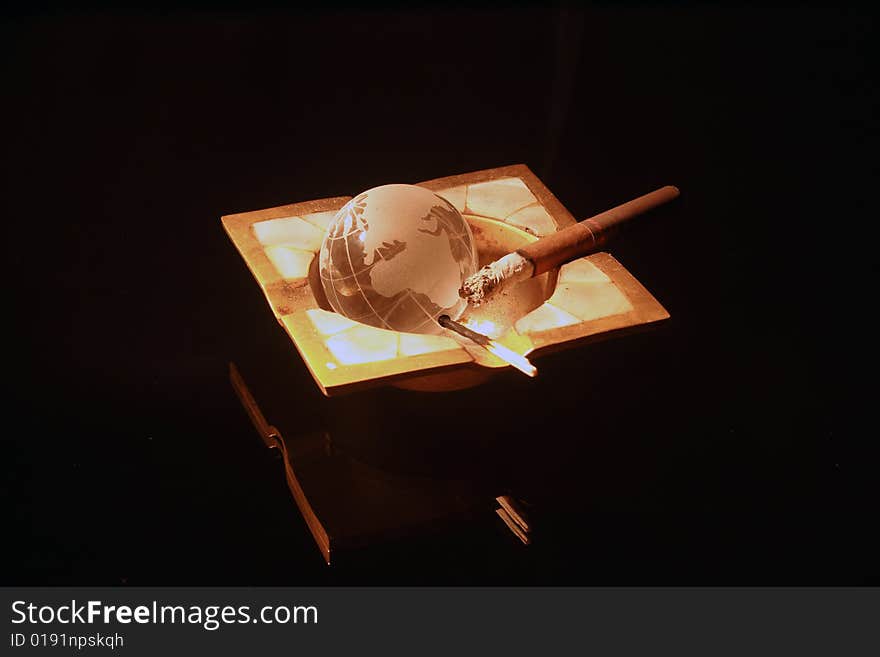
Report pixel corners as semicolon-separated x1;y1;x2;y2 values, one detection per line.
398;332;460;357
548;281;633;323
264;246;314;280
262;176;631;372
514;303;581;334
462;317;504;339
505;204;558;237
302;210;339;232
306;309;358;336
515;259;633;334
435;185;467;213
557;258;611;284
466;177;537;219
325;325;400;365
253;214;329;282
307;309;461;366
253;216;325;251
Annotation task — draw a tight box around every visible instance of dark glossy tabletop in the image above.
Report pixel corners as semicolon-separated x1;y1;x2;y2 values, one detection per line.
4;1;873;585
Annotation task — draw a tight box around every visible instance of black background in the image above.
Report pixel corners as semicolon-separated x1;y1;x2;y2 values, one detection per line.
3;1;876;584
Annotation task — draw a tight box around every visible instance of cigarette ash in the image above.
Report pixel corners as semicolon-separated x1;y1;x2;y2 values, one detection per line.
458;267;498;306
459;252;533;306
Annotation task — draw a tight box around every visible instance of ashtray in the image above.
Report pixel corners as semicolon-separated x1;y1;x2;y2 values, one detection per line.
222;164;669;395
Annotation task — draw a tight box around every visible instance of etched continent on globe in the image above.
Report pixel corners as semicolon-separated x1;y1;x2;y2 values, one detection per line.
319;184;478;334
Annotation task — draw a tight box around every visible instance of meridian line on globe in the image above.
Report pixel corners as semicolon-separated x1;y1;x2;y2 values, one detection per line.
378;290;417;328
319;184;478;335
324;224;352;315
409;310;444;334
342;219;394;331
407;292;444;331
324;250;346;320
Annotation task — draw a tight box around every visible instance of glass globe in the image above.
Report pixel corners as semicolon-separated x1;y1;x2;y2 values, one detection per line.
319;184;478;334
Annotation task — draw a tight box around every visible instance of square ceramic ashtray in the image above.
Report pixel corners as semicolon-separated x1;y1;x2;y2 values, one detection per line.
222;164;669;395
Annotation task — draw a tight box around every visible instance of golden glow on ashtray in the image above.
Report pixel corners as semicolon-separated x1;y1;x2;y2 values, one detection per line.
302;255;635;372
514;303;581;333
264;246;313;279
399;333;458;357
463;177;557;238
325;326;398;365
485;341;537;377
305;309;460;367
253;216;325;251
252;181;635;376
462;318;501;339
456;316;536;375
306;309;359;336
222;165;668;395
514;259;633;334
466;178;537;221
251;210;341;282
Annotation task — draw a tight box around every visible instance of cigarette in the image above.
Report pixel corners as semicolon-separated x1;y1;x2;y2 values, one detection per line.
458;252;534;307
459;185;679;306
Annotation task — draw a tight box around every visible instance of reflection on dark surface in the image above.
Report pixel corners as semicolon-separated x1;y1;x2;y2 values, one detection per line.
273;428;490;559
